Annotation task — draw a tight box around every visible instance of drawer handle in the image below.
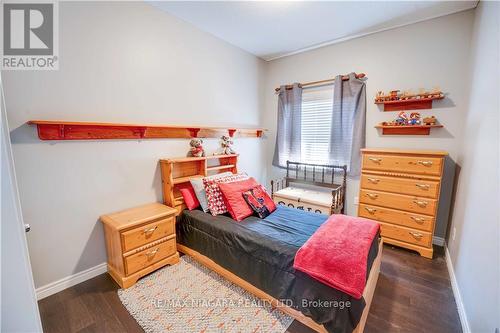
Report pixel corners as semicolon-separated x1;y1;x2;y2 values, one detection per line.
146;248;159;258
415;183;430;190
417;160;433;167
366;193;379;199
369;157;382;163
364;207;377;214
409;232;423;239
413;200;428;207
410;216;426;223
143;226;158;235
367;178;380;184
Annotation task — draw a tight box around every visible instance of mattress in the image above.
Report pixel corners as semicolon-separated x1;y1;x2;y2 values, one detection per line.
176;206;379;333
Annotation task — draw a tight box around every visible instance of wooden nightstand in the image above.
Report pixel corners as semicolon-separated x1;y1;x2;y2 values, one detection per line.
100;203;179;288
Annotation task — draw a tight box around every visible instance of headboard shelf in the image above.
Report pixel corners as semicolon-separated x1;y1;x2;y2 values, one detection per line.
160;154;239;215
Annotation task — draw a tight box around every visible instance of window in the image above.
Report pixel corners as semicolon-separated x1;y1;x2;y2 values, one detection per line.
301;86;333;164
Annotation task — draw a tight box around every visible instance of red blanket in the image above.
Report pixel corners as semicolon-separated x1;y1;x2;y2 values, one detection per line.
293;214;380;299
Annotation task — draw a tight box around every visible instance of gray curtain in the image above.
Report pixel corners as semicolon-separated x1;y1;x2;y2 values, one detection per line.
329;72;366;177
272;83;302;168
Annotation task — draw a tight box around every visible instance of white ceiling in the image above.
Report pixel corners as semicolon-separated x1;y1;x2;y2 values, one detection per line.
151;1;477;61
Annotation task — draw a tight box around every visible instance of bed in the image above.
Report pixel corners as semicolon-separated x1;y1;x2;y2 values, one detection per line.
159;155;382;333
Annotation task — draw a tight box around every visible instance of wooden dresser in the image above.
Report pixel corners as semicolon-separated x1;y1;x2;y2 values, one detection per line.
100;203;179;288
358;148;448;258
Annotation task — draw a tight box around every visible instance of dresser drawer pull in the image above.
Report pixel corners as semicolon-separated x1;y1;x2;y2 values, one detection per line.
364;207;377;214
367;178;380;184
415;183;430;190
410;216;426;223
413;200;428;207
145;248;159;258
366;193;379;199
369;157;382;163
417;160;433;167
409;232;423;239
143;226;158;235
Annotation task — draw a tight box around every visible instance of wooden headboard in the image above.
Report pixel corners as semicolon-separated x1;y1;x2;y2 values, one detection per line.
159;154;238;215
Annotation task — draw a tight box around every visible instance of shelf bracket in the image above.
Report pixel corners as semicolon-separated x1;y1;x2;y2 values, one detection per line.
187;128;201;138
228;129;237;137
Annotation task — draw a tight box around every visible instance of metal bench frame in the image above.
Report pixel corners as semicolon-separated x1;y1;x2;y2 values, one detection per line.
271;160;347;215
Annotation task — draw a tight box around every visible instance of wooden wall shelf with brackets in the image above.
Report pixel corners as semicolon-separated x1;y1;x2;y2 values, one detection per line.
375;124;444;135
375;96;444;111
27;120;265;141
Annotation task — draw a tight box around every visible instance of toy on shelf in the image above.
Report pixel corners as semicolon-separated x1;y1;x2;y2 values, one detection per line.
187;138;205;157
374;87;444;104
408;112;422;125
214;135;236;155
423;116;437;125
395;111;408;125
381;112;430;127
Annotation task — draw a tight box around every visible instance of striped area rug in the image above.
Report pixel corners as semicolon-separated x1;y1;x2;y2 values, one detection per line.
118;256;293;333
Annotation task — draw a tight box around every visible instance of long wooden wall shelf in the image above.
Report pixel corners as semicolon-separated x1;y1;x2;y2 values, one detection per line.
375;124;443;135
27;120;265;140
375;96;444;111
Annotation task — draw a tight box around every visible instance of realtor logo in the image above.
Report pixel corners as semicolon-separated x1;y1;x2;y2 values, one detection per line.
1;1;58;70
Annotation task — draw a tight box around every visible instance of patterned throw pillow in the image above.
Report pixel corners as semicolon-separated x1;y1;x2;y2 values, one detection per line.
242;185;277;219
203;173;249;215
190;172;232;212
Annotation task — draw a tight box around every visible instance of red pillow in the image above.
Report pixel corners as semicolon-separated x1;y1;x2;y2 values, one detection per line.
179;186;200;210
218;178;259;221
242;185;276;219
203;173;249;216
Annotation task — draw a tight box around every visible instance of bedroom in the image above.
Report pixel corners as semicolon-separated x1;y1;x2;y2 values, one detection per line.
1;1;498;333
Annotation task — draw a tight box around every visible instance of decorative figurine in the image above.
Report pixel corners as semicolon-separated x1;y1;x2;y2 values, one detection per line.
423;116;437;125
400;90;412;100
408;112;422;125
431;86;444;98
375;91;385;102
215;135;236;155
186;138;205;157
389;90;400;101
395;111;409;126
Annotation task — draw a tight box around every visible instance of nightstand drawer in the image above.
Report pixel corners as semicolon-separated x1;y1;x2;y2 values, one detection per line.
361;174;440;198
362;154;442;176
360;189;437;215
125;238;176;275
121;217;174;253
359;204;434;232
379;222;432;247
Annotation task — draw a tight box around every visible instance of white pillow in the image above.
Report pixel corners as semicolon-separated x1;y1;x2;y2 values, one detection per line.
190;172;232;212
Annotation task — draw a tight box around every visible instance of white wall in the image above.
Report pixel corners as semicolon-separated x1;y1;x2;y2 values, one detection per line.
446;2;500;332
264;10;474;239
2;2;266;289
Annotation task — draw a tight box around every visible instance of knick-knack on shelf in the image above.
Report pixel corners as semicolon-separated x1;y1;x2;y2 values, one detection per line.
186;138;205;157
408;112;422;125
423;116;437;125
215;135;236;155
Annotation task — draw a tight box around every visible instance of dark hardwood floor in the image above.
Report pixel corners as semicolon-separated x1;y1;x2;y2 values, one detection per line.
38;245;462;333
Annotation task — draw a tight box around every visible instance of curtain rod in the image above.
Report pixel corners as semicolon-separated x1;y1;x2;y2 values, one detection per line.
274;73;366;92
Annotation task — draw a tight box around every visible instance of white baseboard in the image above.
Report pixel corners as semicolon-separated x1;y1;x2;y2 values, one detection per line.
36;262;107;300
433;236;445;246
445;245;471;333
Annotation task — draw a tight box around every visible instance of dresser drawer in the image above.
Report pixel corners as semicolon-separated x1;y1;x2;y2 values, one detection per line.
361;174;440;198
359;189;437;215
125;238;176;275
362;154;443;176
379;222;432;247
121;217;174;253
359;204;434;232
